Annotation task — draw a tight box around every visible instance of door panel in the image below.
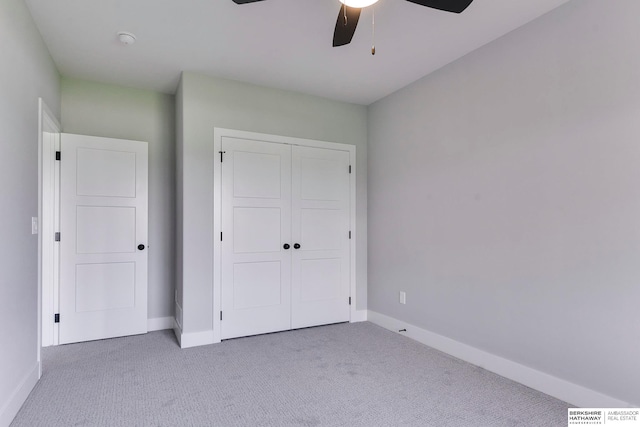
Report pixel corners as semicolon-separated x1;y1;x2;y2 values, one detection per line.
221;137;292;339
233;261;282;309
300;209;343;250
291;146;350;329
76;206;136;254
299;258;342;302
233;151;282;199
59;133;148;344
300;156;345;201
75;262;135;312
76;148;136;197
232;207;281;253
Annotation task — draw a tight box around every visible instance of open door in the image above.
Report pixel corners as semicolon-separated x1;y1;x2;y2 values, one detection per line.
59;133;148;344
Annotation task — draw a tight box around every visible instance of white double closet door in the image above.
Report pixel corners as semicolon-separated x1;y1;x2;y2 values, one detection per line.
221;137;351;339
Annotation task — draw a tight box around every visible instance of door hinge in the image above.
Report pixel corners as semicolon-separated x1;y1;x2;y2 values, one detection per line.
349;165;352;174
219;151;226;162
220;311;223;321
220;232;222;241
55;151;61;161
348;297;352;306
54;313;60;323
349;230;351;239
54;232;60;242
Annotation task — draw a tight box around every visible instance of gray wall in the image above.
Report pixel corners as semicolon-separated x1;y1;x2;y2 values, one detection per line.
0;0;60;422
178;72;368;333
61;77;176;320
368;0;640;406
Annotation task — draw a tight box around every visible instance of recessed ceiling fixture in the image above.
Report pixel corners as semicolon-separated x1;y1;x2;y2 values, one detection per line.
117;31;136;46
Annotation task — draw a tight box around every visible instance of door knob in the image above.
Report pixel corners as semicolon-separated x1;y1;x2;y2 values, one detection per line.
137;244;145;250
283;243;290;250
294;243;301;249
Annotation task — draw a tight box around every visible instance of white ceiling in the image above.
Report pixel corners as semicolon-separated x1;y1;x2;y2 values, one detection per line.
25;0;570;105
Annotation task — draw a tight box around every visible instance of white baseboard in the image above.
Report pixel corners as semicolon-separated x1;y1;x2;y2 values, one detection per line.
173;323;216;349
0;362;39;427
147;316;174;332
351;309;368;323
175;303;183;330
172;318;182;347
367;310;633;409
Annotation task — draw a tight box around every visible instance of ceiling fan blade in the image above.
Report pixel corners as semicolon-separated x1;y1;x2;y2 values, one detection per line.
333;5;361;47
232;0;266;4
405;0;473;13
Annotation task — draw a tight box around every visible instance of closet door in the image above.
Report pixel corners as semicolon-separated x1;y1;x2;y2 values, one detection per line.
291;146;351;329
220;137;292;339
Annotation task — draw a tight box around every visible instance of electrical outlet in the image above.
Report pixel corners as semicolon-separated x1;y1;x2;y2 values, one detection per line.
399;291;406;305
31;217;38;235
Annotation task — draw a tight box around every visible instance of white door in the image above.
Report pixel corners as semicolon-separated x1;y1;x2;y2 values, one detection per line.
221;137;292;339
59;134;148;344
291;146;351;328
220;137;351;339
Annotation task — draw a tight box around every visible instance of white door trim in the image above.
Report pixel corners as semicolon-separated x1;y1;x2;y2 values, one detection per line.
38;98;61;366
213;128;357;343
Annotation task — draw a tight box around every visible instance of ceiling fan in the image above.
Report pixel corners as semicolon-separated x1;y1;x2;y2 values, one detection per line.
231;0;474;48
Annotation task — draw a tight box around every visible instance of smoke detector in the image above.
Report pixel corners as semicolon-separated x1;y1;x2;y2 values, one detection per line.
117;32;136;46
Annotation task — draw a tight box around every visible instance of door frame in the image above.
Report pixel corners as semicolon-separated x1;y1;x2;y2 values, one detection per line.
38;98;61;366
213;128;357;343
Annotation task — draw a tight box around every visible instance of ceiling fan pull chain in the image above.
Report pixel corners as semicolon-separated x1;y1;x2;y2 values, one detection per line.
371;6;376;55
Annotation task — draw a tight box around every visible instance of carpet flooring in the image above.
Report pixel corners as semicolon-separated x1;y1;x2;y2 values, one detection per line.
11;322;569;426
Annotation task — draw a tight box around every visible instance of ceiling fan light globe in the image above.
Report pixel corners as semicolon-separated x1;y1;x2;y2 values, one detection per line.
339;0;380;8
